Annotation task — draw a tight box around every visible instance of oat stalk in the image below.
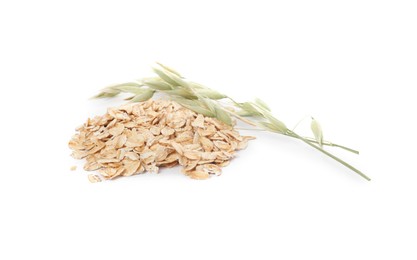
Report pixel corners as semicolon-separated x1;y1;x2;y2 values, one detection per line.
93;63;370;181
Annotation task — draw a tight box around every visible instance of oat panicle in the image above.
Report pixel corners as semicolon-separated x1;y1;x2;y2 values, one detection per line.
88;63;370;181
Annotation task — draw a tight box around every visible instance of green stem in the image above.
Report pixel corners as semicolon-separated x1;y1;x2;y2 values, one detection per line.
229;113;368;180
235;127;359;154
297;137;359;154
287;130;370;181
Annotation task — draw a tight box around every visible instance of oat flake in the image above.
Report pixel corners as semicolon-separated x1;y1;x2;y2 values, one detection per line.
69;100;254;181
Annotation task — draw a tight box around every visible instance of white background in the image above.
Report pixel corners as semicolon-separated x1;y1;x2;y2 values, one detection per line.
1;0;416;259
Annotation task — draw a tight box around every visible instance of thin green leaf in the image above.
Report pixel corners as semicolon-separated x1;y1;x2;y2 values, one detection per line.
214;106;233;125
264;114;288;133
130;90;155;102
200;98;216;114
311;117;323;147
171;97;215;117
144;78;173;91
156;62;182;77
258;122;282;133
196;89;227;99
152;67;178;86
92;91;120;99
188;82;207;89
110;82;143;88
92;87;121;99
165;88;198;99
165;70;192;89
170;96;197;106
153;66;193;90
237;102;263;117
116;86;146;94
93;82;144;99
254;98;271;111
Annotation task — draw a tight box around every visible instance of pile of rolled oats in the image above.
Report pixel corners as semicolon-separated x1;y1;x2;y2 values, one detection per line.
69;100;254;181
